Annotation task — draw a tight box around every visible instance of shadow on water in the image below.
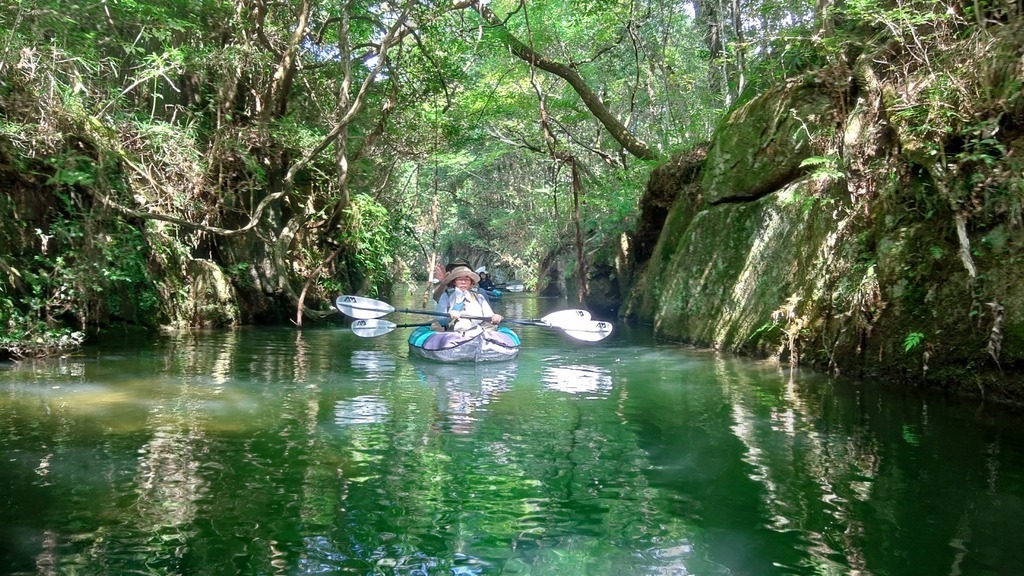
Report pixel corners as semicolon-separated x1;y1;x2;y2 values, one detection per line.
1;293;1023;574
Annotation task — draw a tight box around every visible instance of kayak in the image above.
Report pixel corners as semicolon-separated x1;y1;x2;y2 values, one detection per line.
408;325;521;363
481;288;502;300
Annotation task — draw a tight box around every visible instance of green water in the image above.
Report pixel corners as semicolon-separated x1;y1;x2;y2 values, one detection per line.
2;295;1023;575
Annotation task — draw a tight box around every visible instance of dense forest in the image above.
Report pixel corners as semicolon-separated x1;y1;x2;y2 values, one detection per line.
1;0;1022;368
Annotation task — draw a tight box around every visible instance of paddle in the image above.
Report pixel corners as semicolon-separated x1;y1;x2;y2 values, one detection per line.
336;294;589;326
350;319;431;338
556;320;614;342
349;317;614;341
335;295;612;340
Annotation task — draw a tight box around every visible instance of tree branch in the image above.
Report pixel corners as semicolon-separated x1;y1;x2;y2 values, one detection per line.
468;0;659;161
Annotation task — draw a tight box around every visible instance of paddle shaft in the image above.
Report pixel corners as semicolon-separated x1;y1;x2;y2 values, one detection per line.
349;319;432;337
356;303;549;327
393;307;543;326
336;295;609;339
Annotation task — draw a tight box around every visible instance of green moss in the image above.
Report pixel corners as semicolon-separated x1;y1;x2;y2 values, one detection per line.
628;41;1024;401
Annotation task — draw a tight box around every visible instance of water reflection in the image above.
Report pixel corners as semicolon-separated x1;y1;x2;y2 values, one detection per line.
413;360;517;434
350;350;398;375
334;395;391;425
2;317;1024;575
541;364;612;397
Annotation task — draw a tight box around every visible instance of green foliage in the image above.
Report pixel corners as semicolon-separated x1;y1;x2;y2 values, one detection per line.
780;185;837;215
11;0;949;340
903;331;925;353
841;0;952;27
0;322;86;360
340;194;398;297
750;320;782;341
0;209;159;357
956;124;1005;168
800;156;845;182
46;153;98;188
99;225;162;322
43;217;161;326
584;162;652;259
400;0;721;263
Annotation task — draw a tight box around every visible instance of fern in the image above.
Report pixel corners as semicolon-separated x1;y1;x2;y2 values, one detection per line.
903;332;925;353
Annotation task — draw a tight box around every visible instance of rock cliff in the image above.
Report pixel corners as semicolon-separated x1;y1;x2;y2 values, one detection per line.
620;24;1024;403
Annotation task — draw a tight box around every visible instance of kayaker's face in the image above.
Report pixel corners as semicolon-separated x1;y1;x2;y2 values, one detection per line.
454;276;473;290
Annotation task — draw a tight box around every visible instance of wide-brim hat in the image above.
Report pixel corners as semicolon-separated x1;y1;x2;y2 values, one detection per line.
444;265;479;284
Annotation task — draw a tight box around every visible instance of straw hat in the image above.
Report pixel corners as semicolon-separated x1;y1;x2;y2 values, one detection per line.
444;265;479;284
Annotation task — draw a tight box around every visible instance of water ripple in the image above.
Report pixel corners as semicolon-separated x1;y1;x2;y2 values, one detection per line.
334;395;390;425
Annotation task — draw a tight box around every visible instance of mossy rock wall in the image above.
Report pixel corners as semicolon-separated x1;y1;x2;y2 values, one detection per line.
701;77;837;203
624;27;1024;403
629;179;861;358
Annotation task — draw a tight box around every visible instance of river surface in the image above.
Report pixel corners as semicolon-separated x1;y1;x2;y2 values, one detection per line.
2;294;1023;575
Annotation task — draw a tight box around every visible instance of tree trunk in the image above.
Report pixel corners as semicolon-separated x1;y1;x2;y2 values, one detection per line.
570;159;588;301
730;0;746;99
694;0;727;103
259;0;315;122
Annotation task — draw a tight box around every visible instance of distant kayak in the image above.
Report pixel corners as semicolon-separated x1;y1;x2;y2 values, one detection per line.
481;288;502;300
407;325;520;363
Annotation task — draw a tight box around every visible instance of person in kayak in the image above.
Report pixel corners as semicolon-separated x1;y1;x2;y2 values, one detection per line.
435;266;503;331
478;271;496;291
431;257;471;302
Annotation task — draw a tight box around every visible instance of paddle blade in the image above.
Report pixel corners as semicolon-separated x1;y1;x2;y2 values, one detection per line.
350;319;397;338
335;295;395;319
562;320;614;342
540;309;592;328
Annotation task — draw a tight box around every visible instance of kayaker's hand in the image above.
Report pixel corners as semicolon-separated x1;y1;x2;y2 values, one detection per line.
449;310;461;320
434;263;445;282
491;314;503;324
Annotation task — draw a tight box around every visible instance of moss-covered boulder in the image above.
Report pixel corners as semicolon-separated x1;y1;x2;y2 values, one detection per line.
623;25;1024;404
701;75;843;204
